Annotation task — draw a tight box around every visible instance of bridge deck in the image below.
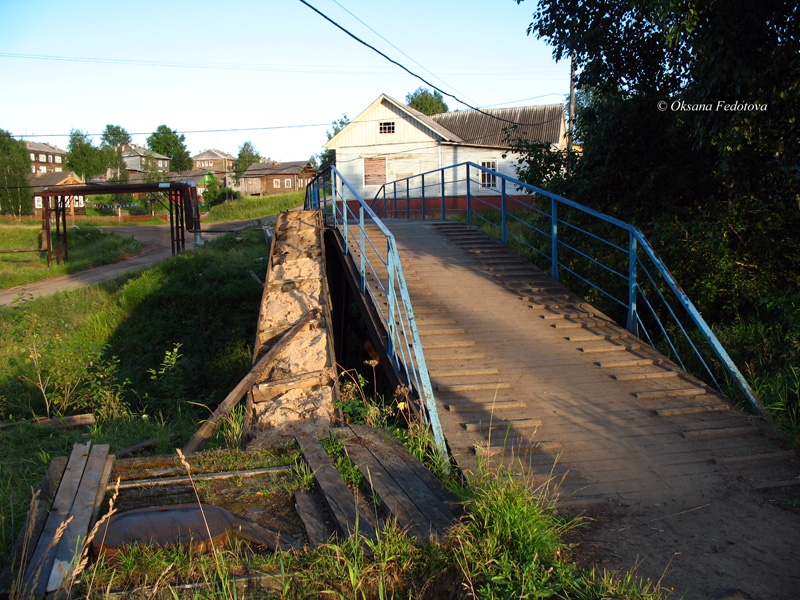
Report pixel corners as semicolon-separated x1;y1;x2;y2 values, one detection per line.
353;219;797;508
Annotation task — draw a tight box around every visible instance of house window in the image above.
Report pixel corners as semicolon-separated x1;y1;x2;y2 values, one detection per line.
30;152;35;161
55;155;62;164
480;160;497;188
48;155;53;163
31;165;36;173
364;156;387;186
55;167;62;173
284;178;292;188
274;179;281;188
379;121;395;134
39;154;46;162
38;165;47;173
35;196;43;209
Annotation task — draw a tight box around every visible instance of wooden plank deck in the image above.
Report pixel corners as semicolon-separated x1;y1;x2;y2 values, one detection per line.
347;219;798;506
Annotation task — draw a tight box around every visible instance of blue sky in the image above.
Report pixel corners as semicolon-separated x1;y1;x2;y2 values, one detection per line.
0;0;570;162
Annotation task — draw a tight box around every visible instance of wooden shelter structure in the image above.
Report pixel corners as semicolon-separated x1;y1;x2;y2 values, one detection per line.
38;181;202;266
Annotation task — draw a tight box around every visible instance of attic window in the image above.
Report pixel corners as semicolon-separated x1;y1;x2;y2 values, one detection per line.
379;121;395;134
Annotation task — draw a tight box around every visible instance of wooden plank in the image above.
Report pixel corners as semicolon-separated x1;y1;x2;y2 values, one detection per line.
109;466;290;490
21;443;90;599
294;491;329;546
294;431;375;539
0;457;66;596
47;443;110;593
346;425;460;526
183;307;321;454
231;516;301;551
338;435;432;539
90;454;116;528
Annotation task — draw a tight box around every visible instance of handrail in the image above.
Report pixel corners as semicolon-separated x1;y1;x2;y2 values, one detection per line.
305;167;449;457
370;162;765;416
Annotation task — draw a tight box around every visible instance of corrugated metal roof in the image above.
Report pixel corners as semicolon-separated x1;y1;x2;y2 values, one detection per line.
381;94;463;142
121;145;171;161
243;161;313;177
431;104;565;147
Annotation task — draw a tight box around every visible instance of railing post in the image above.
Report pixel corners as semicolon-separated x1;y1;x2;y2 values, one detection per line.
550;197;558;281
406;179;410;219
466;164;472;225
501;178;507;245
342;178;348;249
441;168;446;220
383;186;387;219
627;232;639;336
359;205;366;293
393;181;398;219
421;173;426;220
387;242;396;361
331;170;338;229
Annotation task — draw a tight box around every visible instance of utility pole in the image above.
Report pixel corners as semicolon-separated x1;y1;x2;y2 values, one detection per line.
568;53;576;154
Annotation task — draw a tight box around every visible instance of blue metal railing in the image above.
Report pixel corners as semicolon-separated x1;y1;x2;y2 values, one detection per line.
370;162;765;415
304;167;448;457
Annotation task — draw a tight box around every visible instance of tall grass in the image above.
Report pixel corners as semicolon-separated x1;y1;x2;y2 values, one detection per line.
203;191;304;223
0;226;142;288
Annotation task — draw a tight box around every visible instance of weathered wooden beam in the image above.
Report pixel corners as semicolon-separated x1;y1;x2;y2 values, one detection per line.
294;491;329;546
231;516;301;551
108;466;290;490
294;432;376;539
183;308;321;454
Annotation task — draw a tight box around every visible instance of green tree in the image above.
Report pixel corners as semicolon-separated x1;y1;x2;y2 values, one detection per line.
0;130;33;216
233;141;261;183
146;125;192;172
100;124;131;183
66;129;107;181
514;0;800;318
406;87;448;115
315;114;349;172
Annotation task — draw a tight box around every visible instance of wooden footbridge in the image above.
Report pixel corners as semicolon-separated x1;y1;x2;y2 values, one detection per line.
306;163;799;596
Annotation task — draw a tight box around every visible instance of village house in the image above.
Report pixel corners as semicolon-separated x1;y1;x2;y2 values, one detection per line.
27;171;85;215
192;149;235;178
236;161;316;196
119;144;171;174
324;93;567;199
25;142;67;175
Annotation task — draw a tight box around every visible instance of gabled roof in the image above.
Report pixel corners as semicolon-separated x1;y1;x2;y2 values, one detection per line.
431;104;565;147
242;161;313;177
325;94;462;149
193;149;234;161
169;169;219;185
27;171;83;191
120;144;170;161
25;141;67;155
326;93;566;150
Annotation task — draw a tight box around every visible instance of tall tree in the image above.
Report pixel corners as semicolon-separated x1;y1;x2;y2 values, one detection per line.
233;141;261;183
66;129;107;181
147;125;192;171
514;0;800;317
315;114;349;172
100;124;131;183
100;124;131;149
406;87;448;115
0;130;33;216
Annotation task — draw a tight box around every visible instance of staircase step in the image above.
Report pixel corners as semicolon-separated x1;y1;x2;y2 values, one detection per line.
682;426;757;440
462;418;543;432
611;370;679;381
596;358;663;368
432;368;500;378
657;405;730;417
634;387;705;399
436;382;512;393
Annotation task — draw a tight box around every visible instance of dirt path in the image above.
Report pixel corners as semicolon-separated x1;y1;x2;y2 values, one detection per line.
0;218;275;306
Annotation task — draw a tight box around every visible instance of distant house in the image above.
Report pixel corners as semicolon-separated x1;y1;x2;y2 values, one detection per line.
236;161;316;196
25;142;68;175
119;144;171;174
192;149;235;179
324;93;567;198
27;171;85;215
169;169;220;203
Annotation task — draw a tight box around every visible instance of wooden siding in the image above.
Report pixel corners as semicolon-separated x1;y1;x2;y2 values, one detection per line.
332;99;444;149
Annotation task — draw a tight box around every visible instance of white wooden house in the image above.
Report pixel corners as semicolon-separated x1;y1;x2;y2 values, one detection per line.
324;94;567;200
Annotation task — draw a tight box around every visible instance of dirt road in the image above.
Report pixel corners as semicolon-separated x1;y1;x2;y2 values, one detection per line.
0;218;275;306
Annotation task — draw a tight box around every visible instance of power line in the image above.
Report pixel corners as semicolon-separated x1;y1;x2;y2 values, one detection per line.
328;0;479;106
296;0;562;128
16;122;330;139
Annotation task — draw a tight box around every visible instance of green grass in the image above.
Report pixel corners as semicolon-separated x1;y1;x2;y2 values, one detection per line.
203;191;304;223
0;226;142;288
